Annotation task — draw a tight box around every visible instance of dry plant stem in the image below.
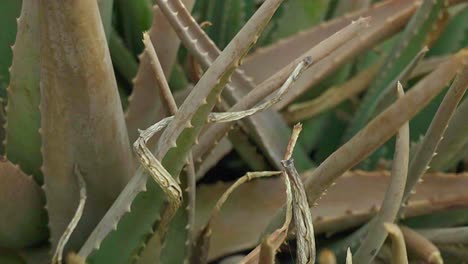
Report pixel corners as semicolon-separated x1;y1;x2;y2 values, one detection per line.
133;118;183;240
193;17;368;161
240;171;293;264
383;223;408;264
135;34;197;262
354;83;409;264
52;166;87;264
418;227;468;245
346;248;353;264
284;124;302;160
207;58;312;123
400;226;443;264
142;33;178;115
240;129;305;264
285;63;381;123
282;124;316;264
195;171;281;264
258;238;275;264
238;18;370;113
303;50;467;205
399;64;468;218
282;159;316;264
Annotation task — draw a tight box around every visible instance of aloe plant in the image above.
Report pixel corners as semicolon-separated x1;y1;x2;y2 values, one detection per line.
0;0;467;263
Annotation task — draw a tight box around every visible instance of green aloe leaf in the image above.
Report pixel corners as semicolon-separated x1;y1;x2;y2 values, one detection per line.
115;0;152;55
5;0;42;184
429;5;468;56
0;0;21;99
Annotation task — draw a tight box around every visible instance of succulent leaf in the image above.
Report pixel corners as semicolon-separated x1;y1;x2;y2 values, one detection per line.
0;0;21;99
196;170;468;260
40;0;134;253
80;1;284;262
0;159;47;248
5;0;42;184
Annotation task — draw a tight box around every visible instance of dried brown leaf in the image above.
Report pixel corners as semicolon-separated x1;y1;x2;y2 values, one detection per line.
40;0;133;252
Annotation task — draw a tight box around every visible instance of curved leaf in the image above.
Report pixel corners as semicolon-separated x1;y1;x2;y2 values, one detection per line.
0;159;46;248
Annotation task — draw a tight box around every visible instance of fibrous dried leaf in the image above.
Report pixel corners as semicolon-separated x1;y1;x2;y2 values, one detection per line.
52;166;87;264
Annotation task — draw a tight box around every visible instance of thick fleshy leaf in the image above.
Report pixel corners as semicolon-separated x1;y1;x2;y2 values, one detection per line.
40;0;133;253
353;84;410;263
0;159;46;248
196;171;468;260
0;0;21;98
5;0;42;184
80;1;283;263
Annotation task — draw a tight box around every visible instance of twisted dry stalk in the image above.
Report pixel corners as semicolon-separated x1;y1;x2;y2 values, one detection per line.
282;124;316;264
132;58;311;260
